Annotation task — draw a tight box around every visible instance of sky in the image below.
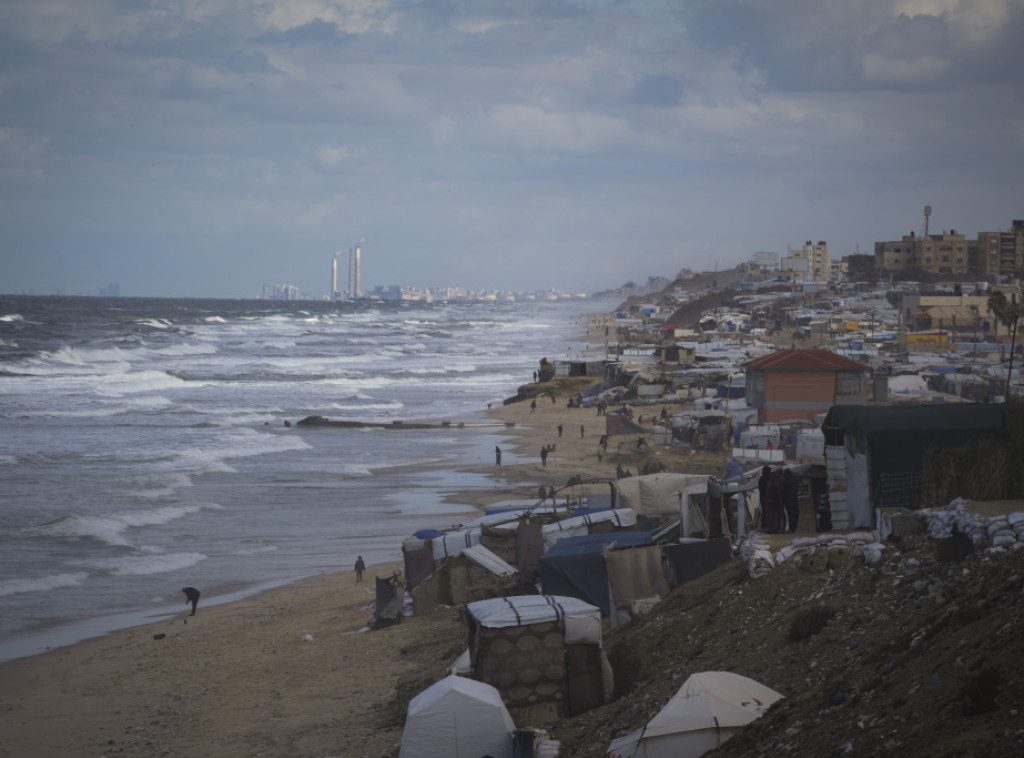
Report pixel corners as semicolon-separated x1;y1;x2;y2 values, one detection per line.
1;0;1022;299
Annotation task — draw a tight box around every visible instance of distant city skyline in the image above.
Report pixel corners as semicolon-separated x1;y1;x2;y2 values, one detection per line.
1;1;1022;298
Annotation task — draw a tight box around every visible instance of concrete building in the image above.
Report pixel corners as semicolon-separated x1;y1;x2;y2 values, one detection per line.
781;241;831;282
976;219;1024;278
743;348;868;424
875;230;969;275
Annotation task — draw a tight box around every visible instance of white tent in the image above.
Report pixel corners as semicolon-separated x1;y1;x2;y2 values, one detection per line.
399;675;515;758
607;671;783;758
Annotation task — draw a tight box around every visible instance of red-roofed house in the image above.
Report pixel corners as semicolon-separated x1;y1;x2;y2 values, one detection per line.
743;349;869;424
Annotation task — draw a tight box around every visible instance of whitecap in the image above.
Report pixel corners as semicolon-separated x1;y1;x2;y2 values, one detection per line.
0;572;89;598
30;503;222;546
83;552;208;576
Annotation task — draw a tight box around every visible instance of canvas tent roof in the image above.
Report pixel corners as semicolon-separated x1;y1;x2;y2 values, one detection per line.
399;675;515;758
616;474;709;517
466;595;602;645
607;671;784;758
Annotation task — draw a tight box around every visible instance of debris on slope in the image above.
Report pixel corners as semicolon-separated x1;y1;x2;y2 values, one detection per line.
548;501;1024;757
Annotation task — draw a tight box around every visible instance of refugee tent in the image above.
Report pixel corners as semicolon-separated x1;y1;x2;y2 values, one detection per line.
616;474;710;518
398;675;515;758
607;671;784;758
466;595;612;718
538;531;654;615
410;544;519;612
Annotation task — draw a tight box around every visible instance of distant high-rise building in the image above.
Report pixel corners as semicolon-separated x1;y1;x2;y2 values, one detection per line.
976;220;1024;278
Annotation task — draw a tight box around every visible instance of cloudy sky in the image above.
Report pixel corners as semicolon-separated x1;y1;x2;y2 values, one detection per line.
1;0;1022;298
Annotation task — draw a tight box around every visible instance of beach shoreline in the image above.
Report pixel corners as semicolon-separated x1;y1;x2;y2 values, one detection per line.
0;310;647;757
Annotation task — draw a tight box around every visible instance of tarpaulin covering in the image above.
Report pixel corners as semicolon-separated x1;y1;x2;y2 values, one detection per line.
539;531;653;616
606;544;671;621
661;537;733;587
617;474;710;517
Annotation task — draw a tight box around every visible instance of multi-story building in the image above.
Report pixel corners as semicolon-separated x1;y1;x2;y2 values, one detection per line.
781;241;831;282
875;230;969;275
976;220;1024;278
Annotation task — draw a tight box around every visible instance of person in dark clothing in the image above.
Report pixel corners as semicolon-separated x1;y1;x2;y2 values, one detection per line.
354;556;366;583
182;586;200;616
541;446;548;466
495;446;502;465
781;468;799;533
757;466;772;529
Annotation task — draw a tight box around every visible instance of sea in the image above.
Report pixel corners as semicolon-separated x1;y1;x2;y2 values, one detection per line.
0;294;607;662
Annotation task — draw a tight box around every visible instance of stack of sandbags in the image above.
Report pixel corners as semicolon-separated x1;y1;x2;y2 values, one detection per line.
740;534;775;579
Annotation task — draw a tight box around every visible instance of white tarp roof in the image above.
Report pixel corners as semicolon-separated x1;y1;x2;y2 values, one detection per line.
399;675;515;758
615;475;709;517
607;671;783;758
467;595;602;645
461;544;518;577
541;508;637;548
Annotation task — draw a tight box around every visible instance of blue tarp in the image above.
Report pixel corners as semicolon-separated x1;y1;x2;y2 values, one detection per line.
539;531;652;616
413;529;446;539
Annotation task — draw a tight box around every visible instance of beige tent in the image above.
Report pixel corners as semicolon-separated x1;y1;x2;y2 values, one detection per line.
615;473;709;517
607;671;783;758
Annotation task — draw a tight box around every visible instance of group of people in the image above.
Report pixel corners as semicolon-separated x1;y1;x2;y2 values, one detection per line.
758;465;799;533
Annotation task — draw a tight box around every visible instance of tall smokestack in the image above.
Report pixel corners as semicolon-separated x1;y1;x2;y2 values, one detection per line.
354;244;361;297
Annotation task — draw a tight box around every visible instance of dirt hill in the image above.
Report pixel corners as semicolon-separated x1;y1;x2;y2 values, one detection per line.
546;528;1024;757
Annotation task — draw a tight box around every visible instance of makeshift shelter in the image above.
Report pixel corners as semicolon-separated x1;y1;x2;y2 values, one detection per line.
466;595;612;719
373;573;405;629
822;403;1004;528
411;544;519;612
538;531;654;616
399;675;515;758
616;474;710;519
607;671;784;758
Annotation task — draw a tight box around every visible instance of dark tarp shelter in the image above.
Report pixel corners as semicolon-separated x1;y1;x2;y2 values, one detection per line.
539;531;653;616
823;403;1004;512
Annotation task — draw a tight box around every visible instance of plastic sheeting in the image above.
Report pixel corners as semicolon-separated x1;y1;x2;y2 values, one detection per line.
466;595;602;645
616;475;709;518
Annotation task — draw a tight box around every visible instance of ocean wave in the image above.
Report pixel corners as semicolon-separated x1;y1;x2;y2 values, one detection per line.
84;552;208;576
0;454;17;465
30;503;222;546
0;313;25;323
0;572;89;598
142;343;218;358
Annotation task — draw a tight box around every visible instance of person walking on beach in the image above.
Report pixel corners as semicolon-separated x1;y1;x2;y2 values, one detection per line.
181;586;200;616
557;424;563;437
495;446;502;465
530;399;537;414
541;446;548;466
579;424;585;438
354;556;366;583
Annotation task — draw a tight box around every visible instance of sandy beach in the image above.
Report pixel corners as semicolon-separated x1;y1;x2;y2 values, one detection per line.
0;319;729;758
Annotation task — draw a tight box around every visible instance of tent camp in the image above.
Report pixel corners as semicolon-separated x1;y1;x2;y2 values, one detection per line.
398;675;515;758
607;671;783;758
